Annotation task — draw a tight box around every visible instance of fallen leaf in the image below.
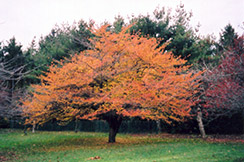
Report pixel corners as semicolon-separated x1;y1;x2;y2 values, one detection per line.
87;156;101;160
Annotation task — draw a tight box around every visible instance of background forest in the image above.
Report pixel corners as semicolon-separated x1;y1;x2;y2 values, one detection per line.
0;4;243;138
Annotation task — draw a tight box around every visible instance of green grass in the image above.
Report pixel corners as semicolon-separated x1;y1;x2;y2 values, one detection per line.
0;129;244;162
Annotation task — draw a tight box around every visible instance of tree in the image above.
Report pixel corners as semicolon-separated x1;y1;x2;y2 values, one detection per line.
0;58;25;119
0;38;35;129
202;35;244;133
29;20;92;82
126;4;215;65
22;25;202;143
0;38;26;121
218;24;238;51
112;15;125;33
0;37;33;88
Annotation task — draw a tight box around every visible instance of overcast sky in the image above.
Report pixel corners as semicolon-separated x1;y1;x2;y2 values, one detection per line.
0;0;243;49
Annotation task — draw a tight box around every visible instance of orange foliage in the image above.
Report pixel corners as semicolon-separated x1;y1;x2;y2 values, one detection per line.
22;25;202;125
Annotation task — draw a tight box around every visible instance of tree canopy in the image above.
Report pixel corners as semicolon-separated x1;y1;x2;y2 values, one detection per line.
22;25;202;142
203;36;244;121
0;38;27;119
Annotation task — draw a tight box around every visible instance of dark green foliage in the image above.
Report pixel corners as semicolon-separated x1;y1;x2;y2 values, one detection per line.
128;7;171;42
27;20;93;82
0;38;29;120
0;37;25;88
112;15;125;33
219;24;238;51
117;4;216;64
199;24;238;69
1;38;24;63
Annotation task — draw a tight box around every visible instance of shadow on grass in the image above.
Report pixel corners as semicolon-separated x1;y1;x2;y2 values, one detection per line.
233;157;244;162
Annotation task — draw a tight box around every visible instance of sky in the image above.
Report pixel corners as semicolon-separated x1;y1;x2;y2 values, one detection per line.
0;0;243;49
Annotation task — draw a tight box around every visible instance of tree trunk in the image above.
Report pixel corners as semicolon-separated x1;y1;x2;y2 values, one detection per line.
32;123;35;133
242;109;244;134
107;115;122;143
23;125;27;136
75;118;79;133
10;118;14;129
197;107;206;138
156;120;162;134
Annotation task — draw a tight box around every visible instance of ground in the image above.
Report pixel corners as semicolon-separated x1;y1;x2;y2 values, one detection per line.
0;129;244;162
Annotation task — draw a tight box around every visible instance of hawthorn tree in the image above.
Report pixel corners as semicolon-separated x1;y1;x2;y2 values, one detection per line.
202;35;244;133
22;25;202;143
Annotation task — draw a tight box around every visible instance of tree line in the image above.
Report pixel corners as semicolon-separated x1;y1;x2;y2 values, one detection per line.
0;4;243;143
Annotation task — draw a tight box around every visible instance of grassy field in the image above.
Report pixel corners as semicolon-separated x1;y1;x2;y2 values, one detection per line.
0;129;244;162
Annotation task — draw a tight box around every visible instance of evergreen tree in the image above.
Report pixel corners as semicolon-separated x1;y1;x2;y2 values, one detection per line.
1;37;25;88
114;4;215;64
219;24;238;51
0;38;27;120
28;20;93;81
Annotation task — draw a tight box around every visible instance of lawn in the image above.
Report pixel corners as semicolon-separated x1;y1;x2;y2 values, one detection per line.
0;129;244;162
